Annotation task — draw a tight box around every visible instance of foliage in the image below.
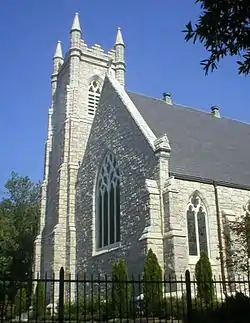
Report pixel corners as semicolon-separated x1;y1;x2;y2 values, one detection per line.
111;259;130;317
225;203;250;274
14;287;27;316
63;296;85;320
159;296;218;320
159;296;187;319
195;252;214;304
63;296;110;321
192;292;250;323
63;294;186;321
0;205;18;276
143;248;163;316
184;0;250;75
0;172;40;283
215;293;250;322
33;280;46;318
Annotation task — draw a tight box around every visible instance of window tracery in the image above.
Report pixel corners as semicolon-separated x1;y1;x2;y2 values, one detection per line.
96;152;120;249
186;192;208;256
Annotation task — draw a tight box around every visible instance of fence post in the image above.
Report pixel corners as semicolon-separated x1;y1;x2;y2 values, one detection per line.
185;270;192;323
59;267;64;323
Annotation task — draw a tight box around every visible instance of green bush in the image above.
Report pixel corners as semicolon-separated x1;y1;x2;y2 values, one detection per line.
14;287;27;316
111;259;130;318
63;294;112;321
33;280;46;318
195;252;214;304
63;260;131;321
0;302;16;320
191;293;250;323
143;248;163;316
213;293;250;322
64;296;84;320
160;296;221;321
159;296;187;319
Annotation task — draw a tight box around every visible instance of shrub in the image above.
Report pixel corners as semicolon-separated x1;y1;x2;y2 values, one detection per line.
14;287;27;316
160;296;187;319
0;302;16;320
64;296;87;321
143;248;163;316
214;292;250;322
111;259;130;318
191;293;250;323
33;280;46;318
195;252;214;304
63;295;112;321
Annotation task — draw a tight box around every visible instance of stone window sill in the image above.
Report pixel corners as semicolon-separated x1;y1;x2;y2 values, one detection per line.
189;256;216;266
93;242;121;257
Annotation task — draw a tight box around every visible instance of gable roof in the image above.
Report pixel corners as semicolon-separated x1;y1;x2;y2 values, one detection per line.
128;92;250;188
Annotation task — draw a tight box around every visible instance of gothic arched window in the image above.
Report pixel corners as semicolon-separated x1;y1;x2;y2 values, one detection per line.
186;192;208;256
88;79;101;116
96;152;120;249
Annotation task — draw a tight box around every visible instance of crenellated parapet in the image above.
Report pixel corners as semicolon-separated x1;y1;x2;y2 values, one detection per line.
51;13;124;84
81;44;116;64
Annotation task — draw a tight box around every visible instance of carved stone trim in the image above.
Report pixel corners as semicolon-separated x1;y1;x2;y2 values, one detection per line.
164;176;179;193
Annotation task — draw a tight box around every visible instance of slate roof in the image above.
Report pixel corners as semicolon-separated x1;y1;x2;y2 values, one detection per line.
128;92;250;188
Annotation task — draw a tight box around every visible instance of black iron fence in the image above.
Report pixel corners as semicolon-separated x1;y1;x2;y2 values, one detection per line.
1;268;250;323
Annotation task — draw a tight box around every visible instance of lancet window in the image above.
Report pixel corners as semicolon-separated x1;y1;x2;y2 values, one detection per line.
96;152;120;249
186;192;208;256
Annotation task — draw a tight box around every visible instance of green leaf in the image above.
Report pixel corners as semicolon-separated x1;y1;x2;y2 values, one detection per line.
184;0;250;75
0;172;40;282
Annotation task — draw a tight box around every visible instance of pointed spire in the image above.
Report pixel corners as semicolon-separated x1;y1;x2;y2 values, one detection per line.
115;27;124;46
71;12;81;32
53;41;63;59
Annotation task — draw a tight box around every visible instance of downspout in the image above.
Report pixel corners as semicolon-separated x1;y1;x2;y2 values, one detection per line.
213;181;227;294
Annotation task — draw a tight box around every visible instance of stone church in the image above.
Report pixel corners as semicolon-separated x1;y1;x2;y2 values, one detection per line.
34;13;250;293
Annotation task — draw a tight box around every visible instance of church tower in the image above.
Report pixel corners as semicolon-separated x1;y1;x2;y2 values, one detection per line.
34;13;126;296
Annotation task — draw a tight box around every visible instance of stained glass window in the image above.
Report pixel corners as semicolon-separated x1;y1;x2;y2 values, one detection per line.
197;207;208;254
96;152;120;249
186;192;208;256
187;205;197;256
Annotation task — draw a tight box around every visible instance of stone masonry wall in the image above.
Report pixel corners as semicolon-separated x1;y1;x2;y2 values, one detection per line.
163;177;250;279
40;64;69;279
40;38;117;281
75;77;159;278
76;58;109;163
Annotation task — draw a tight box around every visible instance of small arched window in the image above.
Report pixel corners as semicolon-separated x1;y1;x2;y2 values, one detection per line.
186;192;208;256
96;152;120;249
88;79;101;116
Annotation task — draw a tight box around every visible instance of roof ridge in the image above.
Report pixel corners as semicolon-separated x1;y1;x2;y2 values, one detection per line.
127;90;250;127
127;89;250;188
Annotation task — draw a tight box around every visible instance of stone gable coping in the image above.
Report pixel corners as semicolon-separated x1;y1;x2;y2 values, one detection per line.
106;74;157;151
154;134;171;153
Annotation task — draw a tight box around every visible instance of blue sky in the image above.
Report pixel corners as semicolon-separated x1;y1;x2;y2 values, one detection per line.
0;0;249;196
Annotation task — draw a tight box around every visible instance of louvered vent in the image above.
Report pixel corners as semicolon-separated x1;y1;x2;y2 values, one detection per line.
88;80;101;116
